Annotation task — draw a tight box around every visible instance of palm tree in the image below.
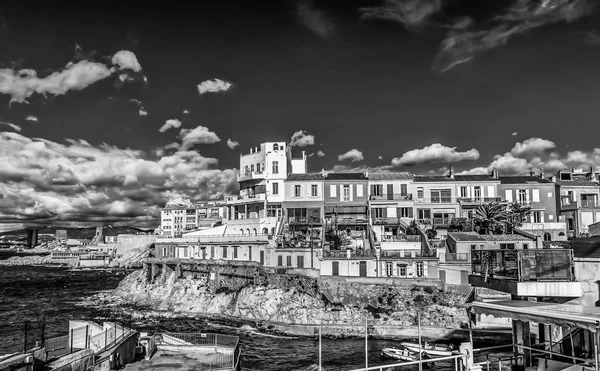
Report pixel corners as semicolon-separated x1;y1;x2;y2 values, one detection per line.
473;202;509;235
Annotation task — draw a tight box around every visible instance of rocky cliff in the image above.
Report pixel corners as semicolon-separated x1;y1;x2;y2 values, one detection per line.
107;269;469;330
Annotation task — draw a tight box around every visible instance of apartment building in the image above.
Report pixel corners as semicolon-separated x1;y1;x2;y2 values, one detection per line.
367;172;414;240
159;199;228;237
323;172;369;236
411;173;460;236
282;173;324;225
454;171;501;219
553;169;600;237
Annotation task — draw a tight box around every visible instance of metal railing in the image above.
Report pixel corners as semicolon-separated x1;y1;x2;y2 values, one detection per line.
458;197;502;203
380;250;425;258
444;253;470;262
371;217;408;226
322;249;376;259
89;324;133;353
369;194;413;201
155;332;240;370
380;235;421;242
471;249;575;282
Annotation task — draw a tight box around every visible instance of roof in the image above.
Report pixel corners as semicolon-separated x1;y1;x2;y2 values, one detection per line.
499;176;552;185
413;175;496;182
470;300;600;332
447;232;485;242
324;173;367;180
571;237;600;259
480;234;534;242
369;172;413;181
555;179;600;187
286;173;324;181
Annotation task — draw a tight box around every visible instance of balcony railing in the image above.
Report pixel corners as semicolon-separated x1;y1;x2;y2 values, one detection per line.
380;235;421;242
372;217;407;225
445;253;470;262
288;217;323;225
369;194;413;201
414;197;457;204
380;250;431;258
237;170;264;181
418;218;453;226
580;200;599;208
458;197;502;204
471;249;575;282
322;249;376;259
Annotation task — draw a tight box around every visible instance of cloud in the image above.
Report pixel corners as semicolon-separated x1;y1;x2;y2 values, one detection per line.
197;79;232;94
25;115;38;122
227;138;239;150
331;164;394;173
289;130;315;147
159;119;182;133
1;122;21;132
378;156;383;160
297;1;336;38
0;131;238;228
512;132;518;136
391;143;480;167
510;137;556;157
317;150;325;157
360;0;442;32
179;126;221;150
0;50;142;104
338;149;364;162
138;108;148;116
183;109;190;114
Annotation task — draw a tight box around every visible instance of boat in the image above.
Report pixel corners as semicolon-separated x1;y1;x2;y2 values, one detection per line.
381;347;418;361
400;342;454;357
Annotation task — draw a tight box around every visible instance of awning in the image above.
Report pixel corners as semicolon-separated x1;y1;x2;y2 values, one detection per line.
469;300;600;332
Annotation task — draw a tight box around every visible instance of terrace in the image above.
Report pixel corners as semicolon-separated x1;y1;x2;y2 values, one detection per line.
458;197;502;205
369;194;413;201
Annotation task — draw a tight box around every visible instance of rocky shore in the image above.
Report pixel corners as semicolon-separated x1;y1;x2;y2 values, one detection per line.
0;254;60;266
89;269;471;339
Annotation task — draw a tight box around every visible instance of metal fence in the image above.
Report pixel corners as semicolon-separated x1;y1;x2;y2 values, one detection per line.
471;249;575;281
89;324;133;353
155;332;241;369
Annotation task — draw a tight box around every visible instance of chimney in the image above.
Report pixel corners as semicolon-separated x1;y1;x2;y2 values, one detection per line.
529;167;534;176
250;147;253;154
571;167;575;173
448;164;454;179
365;169;369;178
491;168;498;179
302;150;306;160
539;168;544;179
255;147;258;153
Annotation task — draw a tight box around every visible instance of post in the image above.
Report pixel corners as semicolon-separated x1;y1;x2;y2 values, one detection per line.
364;317;369;370
594;324;599;371
70;328;74;353
24;321;29;353
319;325;322;371
418;313;423;371
41;320;46;348
85;326;89;348
105;329;107;351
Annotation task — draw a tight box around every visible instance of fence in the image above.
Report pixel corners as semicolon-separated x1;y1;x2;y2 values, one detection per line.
155;332;241;369
89;324;133;353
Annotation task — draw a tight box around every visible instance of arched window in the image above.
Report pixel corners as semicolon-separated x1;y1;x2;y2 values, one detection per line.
253;228;257;236
240;229;244;236
271;227;275;235
262;228;268;235
558;232;566;237
246;228;251;235
273;143;279;151
543;232;552;242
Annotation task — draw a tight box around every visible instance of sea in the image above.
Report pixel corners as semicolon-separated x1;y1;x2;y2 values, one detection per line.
0;265;503;370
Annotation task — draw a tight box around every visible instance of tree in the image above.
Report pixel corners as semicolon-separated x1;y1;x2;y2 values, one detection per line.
426;227;438;240
506;202;532;234
324;226;342;250
448;217;471;232
405;220;421;236
473;202;508;235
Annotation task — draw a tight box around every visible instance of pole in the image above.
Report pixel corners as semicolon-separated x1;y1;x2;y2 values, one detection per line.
41;320;46;348
595;324;599;371
70;328;74;353
365;317;368;371
319;325;322;371
24;321;29;353
418;313;423;371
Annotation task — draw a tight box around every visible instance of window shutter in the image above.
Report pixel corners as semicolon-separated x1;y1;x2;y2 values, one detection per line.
330;184;336;197
505;190;513;202
291;185;295;197
383;208;388;218
357;184;364;198
532;189;540;203
408;208;413;218
350;184;354;201
487;186;495;198
525;190;530;202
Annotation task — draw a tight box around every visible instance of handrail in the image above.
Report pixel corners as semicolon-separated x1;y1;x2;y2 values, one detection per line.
348;353;467;371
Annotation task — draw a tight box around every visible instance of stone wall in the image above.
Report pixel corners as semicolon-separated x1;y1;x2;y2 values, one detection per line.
117;235;157;257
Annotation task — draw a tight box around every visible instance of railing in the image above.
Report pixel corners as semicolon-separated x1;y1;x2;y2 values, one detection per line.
471;249;575;282
380;235;421;242
322;249;376;259
458;197;502;203
156;332;240;369
372;217;408;225
89;324;133;353
288;217;323;225
445;253;470;262
380;250;424;258
414;197;457;204
369;194;413;201
44;335;71;359
433;217;453;225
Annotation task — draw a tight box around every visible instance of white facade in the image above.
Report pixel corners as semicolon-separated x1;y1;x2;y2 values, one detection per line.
160;201;227;237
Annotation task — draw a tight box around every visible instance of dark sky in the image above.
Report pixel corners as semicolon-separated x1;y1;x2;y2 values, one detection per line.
1;0;600;229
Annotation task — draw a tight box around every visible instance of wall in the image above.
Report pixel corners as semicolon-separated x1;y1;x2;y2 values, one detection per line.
455;180;500;199
284;180;323;202
94;331;138;371
319;259;376;277
272;248;321;270
116;235;157;257
323;180;369;204
572;258;600;308
155;243;271;266
409;180;460;219
499;183;556;221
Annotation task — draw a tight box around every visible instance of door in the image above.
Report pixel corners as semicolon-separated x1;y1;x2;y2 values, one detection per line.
332;261;339;276
260;251;265;265
202;248;206;260
248;246;252;261
297;256;304;268
359;261;367;277
387;184;394;200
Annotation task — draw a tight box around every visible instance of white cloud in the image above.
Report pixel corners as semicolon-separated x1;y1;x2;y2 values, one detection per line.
25;115;38;122
183;109;190;114
378;155;383;160
510;137;556;157
197;79;232;94
338;149;364;162
179;126;221;150
159;119;182;133
297;1;335;38
289;130;315;147
111;50;142;72
1;122;21;132
317;150;325;157
138;108;148;116
391;143;480;167
227;139;239;150
512;132;518;136
0;50;142;104
0;131;237;227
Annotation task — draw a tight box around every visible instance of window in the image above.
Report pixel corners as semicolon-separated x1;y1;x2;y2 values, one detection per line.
330;184;337;197
473;186;481;200
277;256;283;266
286;256;292;267
400;184;408;196
297;256;304;268
416;262;424;277
332;261;339;276
272;182;279;195
500;243;515;249
357;184;364;197
460;186;468;198
373;208;385;218
343;185;350;201
431;189;451;203
532;189;540;203
272;161;279;174
311;184;318;197
417;209;431;220
371;184;383;196
417;187;424;199
250;164;254;173
533;211;542;223
518;190;527;203
398;265;407;277
398;207;413;218
523;243;529;250
233;246;238;259
404;251;412;258
273;143;279;151
385;262;393;277
294;185;301;197
211;246;215;258
222;246;228;258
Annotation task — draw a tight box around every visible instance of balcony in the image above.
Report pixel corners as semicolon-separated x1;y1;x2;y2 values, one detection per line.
372;217;408;225
380;235;421;242
287;217;323;225
444;253;470;262
369;194;413;201
417;217;453;226
321;249;376;259
458;197;502;205
561;199;600;210
379;249;433;259
469;249;580;298
237;170;265;182
225;193;267;205
414;197;457;204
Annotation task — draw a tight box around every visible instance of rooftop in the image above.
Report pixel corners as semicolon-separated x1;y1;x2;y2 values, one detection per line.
324;172;367;180
571;237;600;259
286;173;324;181
413;175;497;182
480;234;534;242
499;176;552;185
555;179;600;187
369;172;413;181
447;232;486;242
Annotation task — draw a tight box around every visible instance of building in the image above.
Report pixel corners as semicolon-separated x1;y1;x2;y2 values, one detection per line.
283;173;324;225
553;169;600;238
160;198;228;237
454;171;501;220
367;172;414;240
498;173;566;241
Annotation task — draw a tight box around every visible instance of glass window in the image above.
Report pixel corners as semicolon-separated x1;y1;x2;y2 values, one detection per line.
416;262;424;277
272;182;279;195
399;266;406;277
343;185;350;201
222;246;228;258
385;262;393;277
272;161;279;174
417;187;424;199
311;184;318;197
294;185;301;197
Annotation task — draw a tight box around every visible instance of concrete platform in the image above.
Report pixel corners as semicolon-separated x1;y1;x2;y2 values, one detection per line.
124;345;236;371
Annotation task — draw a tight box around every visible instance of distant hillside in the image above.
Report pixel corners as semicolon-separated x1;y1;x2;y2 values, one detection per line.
0;226;155;240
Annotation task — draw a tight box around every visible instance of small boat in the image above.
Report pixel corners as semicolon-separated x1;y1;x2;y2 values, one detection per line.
400;342;454;357
382;347;418;361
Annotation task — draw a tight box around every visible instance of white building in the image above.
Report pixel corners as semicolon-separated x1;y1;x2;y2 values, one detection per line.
159;198;228;237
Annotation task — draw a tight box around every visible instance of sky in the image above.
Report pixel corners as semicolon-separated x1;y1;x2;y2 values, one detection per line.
2;0;600;231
